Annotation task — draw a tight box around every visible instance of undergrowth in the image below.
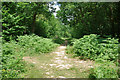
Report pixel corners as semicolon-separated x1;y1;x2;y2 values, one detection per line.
2;34;59;78
70;34;119;62
17;34;59;54
89;61;118;78
66;34;119;78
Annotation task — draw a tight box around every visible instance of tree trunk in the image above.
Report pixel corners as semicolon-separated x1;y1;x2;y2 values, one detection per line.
117;2;120;42
32;12;37;33
110;6;115;37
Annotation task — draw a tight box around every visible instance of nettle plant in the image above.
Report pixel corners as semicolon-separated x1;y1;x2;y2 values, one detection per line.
2;41;25;78
73;34;100;60
17;34;59;54
89;62;118;78
73;34;119;61
97;37;119;61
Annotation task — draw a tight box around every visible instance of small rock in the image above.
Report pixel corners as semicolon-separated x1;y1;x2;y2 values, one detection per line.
79;61;83;63
32;62;36;64
58;76;65;78
49;64;56;67
46;72;50;75
55;57;59;59
64;56;68;59
50;76;54;78
89;65;93;68
40;66;43;68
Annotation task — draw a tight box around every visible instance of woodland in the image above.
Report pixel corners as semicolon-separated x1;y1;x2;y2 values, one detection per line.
1;2;120;79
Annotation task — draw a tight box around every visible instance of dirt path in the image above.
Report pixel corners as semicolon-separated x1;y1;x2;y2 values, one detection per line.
22;46;94;78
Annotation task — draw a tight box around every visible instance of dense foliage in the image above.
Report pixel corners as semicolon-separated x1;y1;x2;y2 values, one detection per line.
72;34;119;62
66;34;119;78
0;37;2;79
57;2;120;39
2;2;71;41
2;5;27;41
89;62;118;78
2;40;25;78
2;35;59;78
1;2;120;78
17;34;59;54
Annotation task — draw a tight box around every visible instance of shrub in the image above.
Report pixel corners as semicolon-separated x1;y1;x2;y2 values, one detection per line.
73;34;100;60
97;38;119;61
2;8;27;41
2;41;25;78
89;62;118;78
2;5;31;41
66;45;74;54
17;34;59;54
0;37;2;79
2;34;59;78
72;34;119;61
65;38;78;46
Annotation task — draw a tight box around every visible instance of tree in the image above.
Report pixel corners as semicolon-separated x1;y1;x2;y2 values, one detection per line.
2;2;52;40
57;2;119;38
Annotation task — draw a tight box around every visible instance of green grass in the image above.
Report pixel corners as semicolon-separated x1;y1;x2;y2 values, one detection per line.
19;53;55;78
51;66;89;78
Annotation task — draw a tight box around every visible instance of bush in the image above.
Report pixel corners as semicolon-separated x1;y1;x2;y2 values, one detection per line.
73;34;100;60
65;38;78;46
2;34;59;78
0;37;2;79
118;44;120;78
72;34;119;61
89;62;118;78
17;34;59;54
66;45;74;54
2;8;27;41
97;38;119;61
2;41;25;78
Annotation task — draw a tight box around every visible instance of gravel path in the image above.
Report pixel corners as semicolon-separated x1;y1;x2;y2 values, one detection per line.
22;46;94;78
